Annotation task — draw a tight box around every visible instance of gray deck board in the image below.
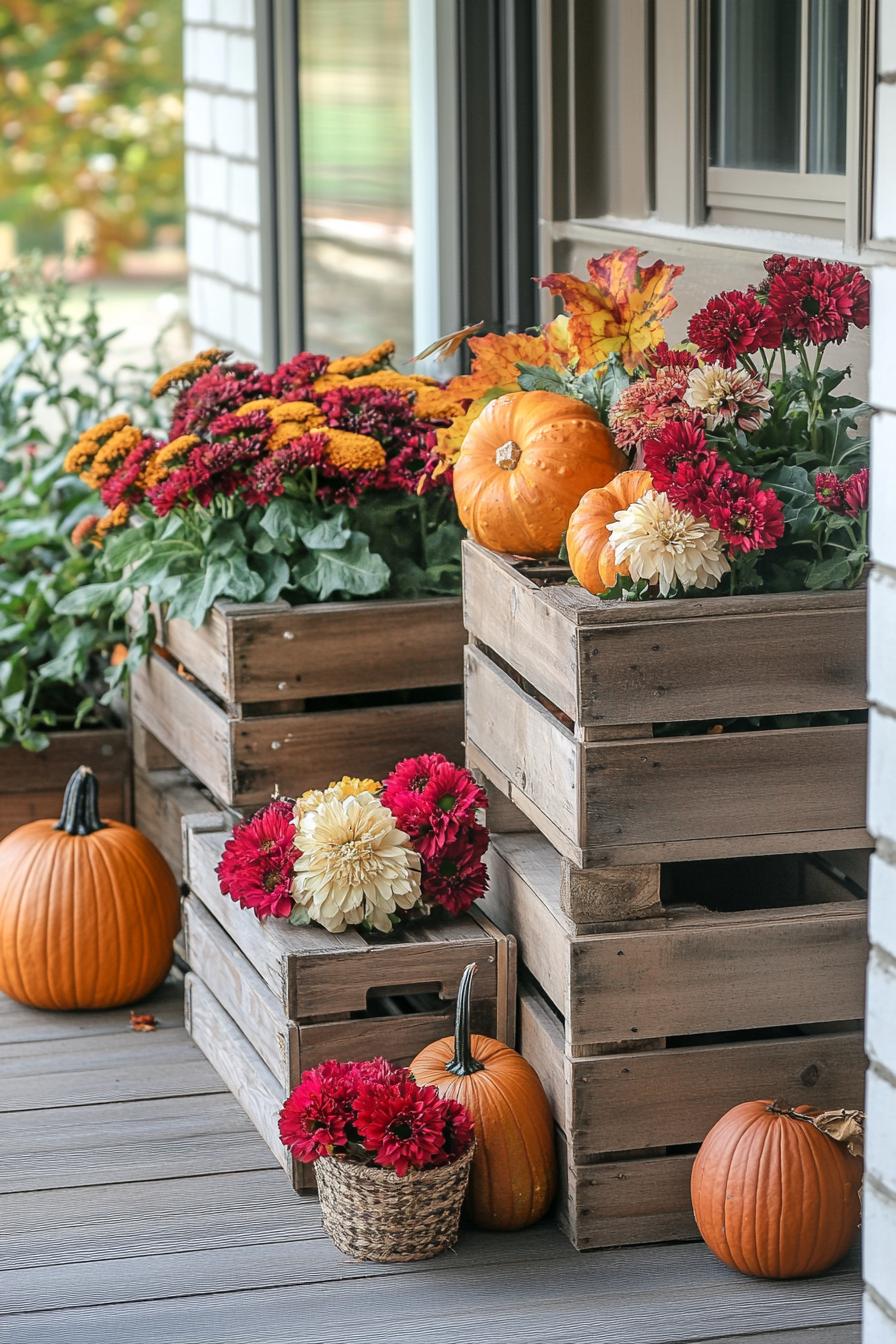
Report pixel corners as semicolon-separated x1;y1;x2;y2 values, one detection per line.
0;981;863;1344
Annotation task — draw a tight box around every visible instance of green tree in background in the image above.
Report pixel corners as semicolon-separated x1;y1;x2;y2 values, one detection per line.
0;1;183;270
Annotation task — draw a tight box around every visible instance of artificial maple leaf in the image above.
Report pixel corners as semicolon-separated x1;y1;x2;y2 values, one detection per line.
130;1011;158;1032
429;396;493;477
539;247;684;373
447;329;561;400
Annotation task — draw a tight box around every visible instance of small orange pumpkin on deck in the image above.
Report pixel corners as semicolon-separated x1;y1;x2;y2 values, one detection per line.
690;1100;863;1279
566;469;654;594
0;766;179;1010
452;390;626;556
411;962;556;1231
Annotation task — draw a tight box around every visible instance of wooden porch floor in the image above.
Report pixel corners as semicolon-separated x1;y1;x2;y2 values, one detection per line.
0;978;862;1344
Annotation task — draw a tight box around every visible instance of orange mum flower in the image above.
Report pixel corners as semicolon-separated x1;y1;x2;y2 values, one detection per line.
81;425;143;488
151;347;228;398
80;413;131;442
411;386;466;422
140;435;200;489
351;369;437;393
93;504;130;540
235;398;279;416
269;400;325;427
70;513;100;547
328;339;396;376
312;373;350;394
324;430;386;472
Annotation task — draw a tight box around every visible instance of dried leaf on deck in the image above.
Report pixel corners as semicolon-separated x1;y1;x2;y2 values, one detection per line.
130;1011;158;1032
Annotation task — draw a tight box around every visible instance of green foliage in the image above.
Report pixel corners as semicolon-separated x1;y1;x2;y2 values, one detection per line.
0;3;183;265
0;257;162;748
517;354;633;425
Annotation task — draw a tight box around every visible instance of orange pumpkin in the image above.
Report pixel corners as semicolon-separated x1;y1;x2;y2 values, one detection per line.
453;390;626;556
0;766;179;1010
566;469;654;594
691;1100;863;1279
410;962;556;1230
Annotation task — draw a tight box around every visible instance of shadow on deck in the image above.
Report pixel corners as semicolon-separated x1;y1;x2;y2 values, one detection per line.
0;978;862;1344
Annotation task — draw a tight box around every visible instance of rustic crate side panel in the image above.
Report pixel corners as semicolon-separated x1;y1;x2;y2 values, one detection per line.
232;698;464;806
465;644;581;855
227;597;464;703
151;605;233;701
568;903;867;1047
0;728;130;838
462;541;579;718
182;894;290;1084
185;973;297;1187
482;836;571;1018
134;767;216;883
582;725;870;861
554;1132;697;1250
131;655;233;803
576;604;867;726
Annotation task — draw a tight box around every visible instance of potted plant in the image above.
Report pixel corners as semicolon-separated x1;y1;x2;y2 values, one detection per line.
279;1057;475;1262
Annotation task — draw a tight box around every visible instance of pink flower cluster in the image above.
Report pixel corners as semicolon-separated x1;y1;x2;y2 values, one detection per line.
382;753;489;916
644;419;785;554
815;467;869;517
278;1057;474;1176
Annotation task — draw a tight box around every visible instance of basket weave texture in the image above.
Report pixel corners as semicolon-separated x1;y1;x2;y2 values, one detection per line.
315;1145;474;1262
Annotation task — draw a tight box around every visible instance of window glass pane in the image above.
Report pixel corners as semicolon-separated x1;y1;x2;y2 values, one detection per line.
808;0;849;174
709;0;801;172
298;0;413;357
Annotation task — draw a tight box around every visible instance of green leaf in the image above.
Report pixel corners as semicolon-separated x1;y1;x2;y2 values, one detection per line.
259;497;316;545
55;581;123;616
805;555;853;590
294;532;390;601
299;511;352;550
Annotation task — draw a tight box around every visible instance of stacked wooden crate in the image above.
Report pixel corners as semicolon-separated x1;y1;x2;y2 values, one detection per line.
130;593;466;884
182;813;516;1191
1;727;130;839
464;540;870;1250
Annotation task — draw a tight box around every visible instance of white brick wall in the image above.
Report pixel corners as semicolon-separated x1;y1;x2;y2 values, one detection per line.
182;0;265;362
865;46;896;1332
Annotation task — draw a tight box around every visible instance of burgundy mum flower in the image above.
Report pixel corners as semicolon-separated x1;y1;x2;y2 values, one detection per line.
687;289;780;368
703;470;785;554
815;470;846;511
381;753;454;809
421;834;489;916
842;467;869;517
170;364;272;437
642;416;711;493
765;257;870;346
353;1077;448;1176
649;341;699;372
269;351;330;400
431;1095;476;1165
278;1060;358;1162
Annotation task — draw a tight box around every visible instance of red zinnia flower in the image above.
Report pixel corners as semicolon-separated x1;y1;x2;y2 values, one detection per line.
642;416;711;492
815;470;845;511
431;1095;476;1165
421;833;489;916
278;1060;358;1162
703;470;785;554
842;467;869;517
381;753;454;809
663;453;722;518
687;289;780;368
216;798;297;920
353;1077;448;1176
765;257;870;346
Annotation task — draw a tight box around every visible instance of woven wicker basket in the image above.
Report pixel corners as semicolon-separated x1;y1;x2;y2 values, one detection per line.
315;1145;475;1262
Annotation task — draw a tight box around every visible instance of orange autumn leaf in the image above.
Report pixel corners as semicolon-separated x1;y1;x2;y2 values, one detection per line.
130;1011;158;1032
447;329;562;400
539;247;683;373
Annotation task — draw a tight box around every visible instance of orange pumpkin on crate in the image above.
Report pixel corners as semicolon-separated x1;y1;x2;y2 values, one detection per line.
691;1100;863;1279
453;390;626;556
566;469;654;595
411;962;556;1231
0;765;179;1010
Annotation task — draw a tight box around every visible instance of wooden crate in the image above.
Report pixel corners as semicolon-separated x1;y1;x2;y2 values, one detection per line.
483;832;866;1250
131;596;465;808
133;763;227;884
182;813;517;1191
0;727;130;839
463;541;870;872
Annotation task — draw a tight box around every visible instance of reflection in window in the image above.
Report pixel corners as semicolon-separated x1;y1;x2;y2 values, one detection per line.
709;0;848;176
298;0;414;359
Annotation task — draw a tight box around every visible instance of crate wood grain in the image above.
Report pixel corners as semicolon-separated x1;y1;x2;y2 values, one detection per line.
463;540;867;726
183;815;502;1022
483;833;867;1051
467;644;870;867
134;766;227;883
519;980;865;1164
152;595;464;706
132;651;464;807
0;728;130;839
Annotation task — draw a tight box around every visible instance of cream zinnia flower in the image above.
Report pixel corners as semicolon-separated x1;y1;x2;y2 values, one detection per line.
684;363;772;432
292;792;421;933
607;490;729;597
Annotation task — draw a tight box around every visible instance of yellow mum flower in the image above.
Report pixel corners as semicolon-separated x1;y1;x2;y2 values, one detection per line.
64;439;97;475
268;423;306;451
140;435;199;489
324;430;386;472
312;373;350;393
411;386;466;422
268;400;326;428
235;398;279;416
80;413;131;442
94;503;130;540
328;339;396;376
350;369;437;393
150;347;226;398
329;776;382;799
81;425;143;487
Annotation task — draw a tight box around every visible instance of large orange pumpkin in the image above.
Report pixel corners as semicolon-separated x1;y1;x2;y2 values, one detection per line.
566;469;654;594
453;390;626;556
0;766;179;1010
691;1100;863;1279
410;962;556;1230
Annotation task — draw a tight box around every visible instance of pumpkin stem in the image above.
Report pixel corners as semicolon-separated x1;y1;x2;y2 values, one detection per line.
495;440;522;471
55;766;106;837
446;961;485;1077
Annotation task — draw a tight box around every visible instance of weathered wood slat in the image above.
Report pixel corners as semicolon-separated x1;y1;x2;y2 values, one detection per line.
519;982;866;1159
556;1141;698;1249
0;1093;275;1194
134;766;217;882
131;655;233;802
0;981;184;1046
0;728;130;839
